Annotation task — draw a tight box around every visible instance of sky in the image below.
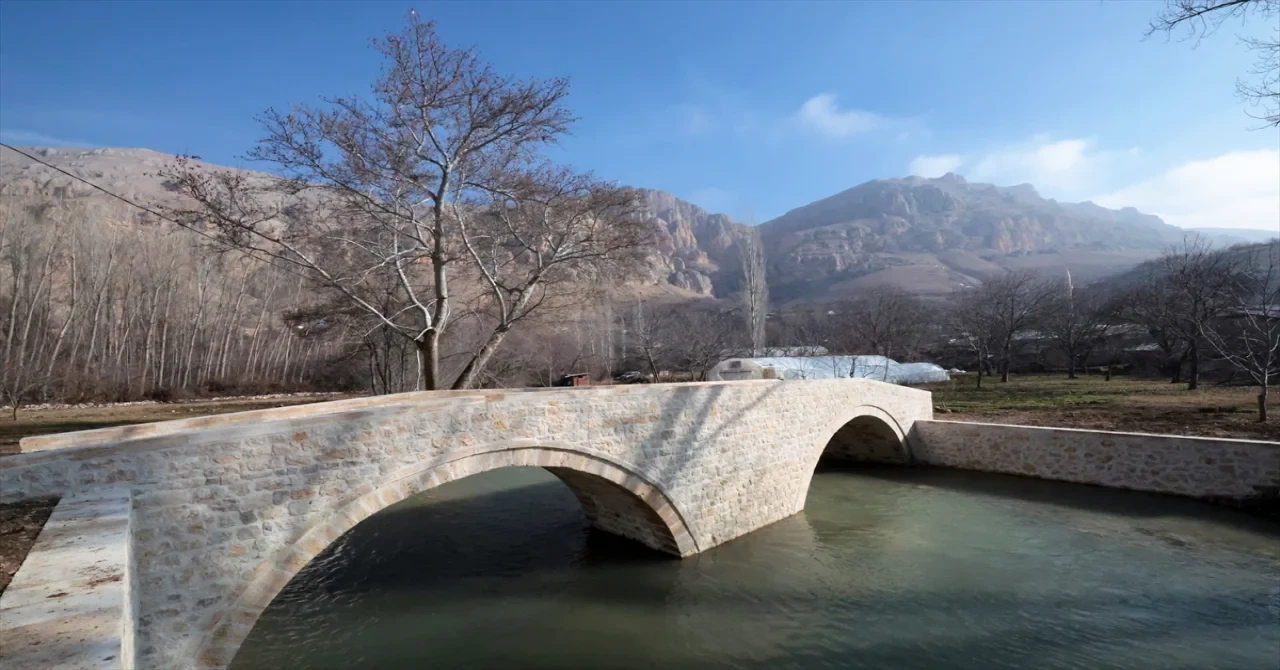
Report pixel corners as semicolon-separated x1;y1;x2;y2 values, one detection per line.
1;1;1277;231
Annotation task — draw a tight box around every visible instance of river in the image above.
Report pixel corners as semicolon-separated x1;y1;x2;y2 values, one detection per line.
232;465;1280;670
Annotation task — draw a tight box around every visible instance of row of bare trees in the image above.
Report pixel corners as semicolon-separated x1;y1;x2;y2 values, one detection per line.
0;197;343;415
943;238;1280;420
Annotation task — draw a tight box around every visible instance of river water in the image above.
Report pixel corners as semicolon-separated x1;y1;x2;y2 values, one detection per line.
233;465;1280;670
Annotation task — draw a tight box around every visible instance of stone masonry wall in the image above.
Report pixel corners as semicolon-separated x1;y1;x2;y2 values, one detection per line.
0;379;930;669
548;467;681;555
909;420;1280;500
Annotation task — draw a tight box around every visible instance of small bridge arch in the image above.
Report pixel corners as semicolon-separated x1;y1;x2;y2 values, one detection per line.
196;443;697;668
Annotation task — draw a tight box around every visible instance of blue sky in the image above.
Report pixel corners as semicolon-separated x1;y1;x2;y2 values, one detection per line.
1;1;1277;230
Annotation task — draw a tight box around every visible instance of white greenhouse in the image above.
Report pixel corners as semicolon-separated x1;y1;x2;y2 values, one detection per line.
707;355;949;385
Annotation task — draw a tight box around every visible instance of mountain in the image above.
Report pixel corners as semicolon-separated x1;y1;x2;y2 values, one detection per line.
0;146;1199;303
637;188;746;296
756;173;1181;301
0;147;725;300
1188;227;1280;246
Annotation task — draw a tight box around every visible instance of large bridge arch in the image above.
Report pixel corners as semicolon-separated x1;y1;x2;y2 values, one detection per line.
195;443;698;669
793;405;909;510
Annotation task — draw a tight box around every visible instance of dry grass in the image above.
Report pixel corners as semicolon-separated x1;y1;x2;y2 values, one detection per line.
922;374;1280;441
0;395;360;456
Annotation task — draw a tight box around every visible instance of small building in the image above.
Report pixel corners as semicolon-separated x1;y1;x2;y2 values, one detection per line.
556;373;591;387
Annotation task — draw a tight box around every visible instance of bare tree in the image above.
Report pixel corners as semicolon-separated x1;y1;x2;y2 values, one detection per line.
1042;273;1114;379
948;288;999;389
663;305;740;381
163;13;649;391
1158;236;1242;390
837;285;927;375
983;271;1056;382
1147;0;1280;127
1115;264;1192;383
1200;241;1280;421
628;301;675;381
737;227;768;355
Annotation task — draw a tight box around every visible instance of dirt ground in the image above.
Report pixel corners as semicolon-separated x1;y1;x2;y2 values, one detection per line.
922;374;1280;442
0;497;57;595
0;394;357;456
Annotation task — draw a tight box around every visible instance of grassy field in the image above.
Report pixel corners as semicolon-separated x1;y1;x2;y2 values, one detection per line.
0;394;356;456
921;374;1280;442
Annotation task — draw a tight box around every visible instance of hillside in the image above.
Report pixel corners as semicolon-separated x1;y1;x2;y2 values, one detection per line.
0;147;715;301
2;146;1231;303
756;173;1188;301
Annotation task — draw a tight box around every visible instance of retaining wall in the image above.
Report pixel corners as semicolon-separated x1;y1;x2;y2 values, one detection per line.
908;420;1280;500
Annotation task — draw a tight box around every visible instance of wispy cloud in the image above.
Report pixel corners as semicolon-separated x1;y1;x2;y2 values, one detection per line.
908;154;963;178
1094;149;1280;232
965;135;1140;196
905;135;1140;198
792;93;883;139
0;128;98;148
907;133;1278;232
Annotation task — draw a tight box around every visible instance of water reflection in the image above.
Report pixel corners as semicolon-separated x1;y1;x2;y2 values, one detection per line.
233;465;1280;670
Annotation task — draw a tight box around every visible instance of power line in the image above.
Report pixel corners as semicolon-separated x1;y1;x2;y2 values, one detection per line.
1;143;188;228
0;143;289;271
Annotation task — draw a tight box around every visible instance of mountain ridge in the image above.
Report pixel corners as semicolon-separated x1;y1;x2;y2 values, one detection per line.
2;145;1253;302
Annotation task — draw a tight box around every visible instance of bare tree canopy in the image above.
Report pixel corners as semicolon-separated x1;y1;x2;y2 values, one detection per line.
948;286;999;389
1147;0;1280;127
1042;276;1115;379
162;12;649;390
835;285;928;371
1199;241;1280;421
979;271;1056;383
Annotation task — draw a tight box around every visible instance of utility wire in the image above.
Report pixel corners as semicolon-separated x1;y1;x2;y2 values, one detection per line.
2;143;192;229
0;142;299;274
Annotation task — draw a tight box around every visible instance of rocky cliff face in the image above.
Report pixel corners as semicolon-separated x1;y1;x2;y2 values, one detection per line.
636;188;746;296
756;173;1185;300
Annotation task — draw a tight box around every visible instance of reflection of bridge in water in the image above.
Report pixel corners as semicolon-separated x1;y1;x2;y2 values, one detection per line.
0;379;931;668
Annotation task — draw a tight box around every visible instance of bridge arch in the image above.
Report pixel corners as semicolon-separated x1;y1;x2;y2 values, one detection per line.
195;444;697;669
794;405;909;509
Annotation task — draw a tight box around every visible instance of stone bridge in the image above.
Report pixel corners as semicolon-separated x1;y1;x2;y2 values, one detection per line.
0;379;932;669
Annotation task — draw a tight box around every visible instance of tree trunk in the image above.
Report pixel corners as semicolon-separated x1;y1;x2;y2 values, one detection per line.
1187;343;1200;391
1105;365;1113;382
1066;355;1076;380
1258;387;1268;423
417;333;442;391
451;325;514;390
1169;350;1187;384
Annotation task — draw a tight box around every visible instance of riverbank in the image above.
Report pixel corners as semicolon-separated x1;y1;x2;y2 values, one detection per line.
922;374;1280;442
